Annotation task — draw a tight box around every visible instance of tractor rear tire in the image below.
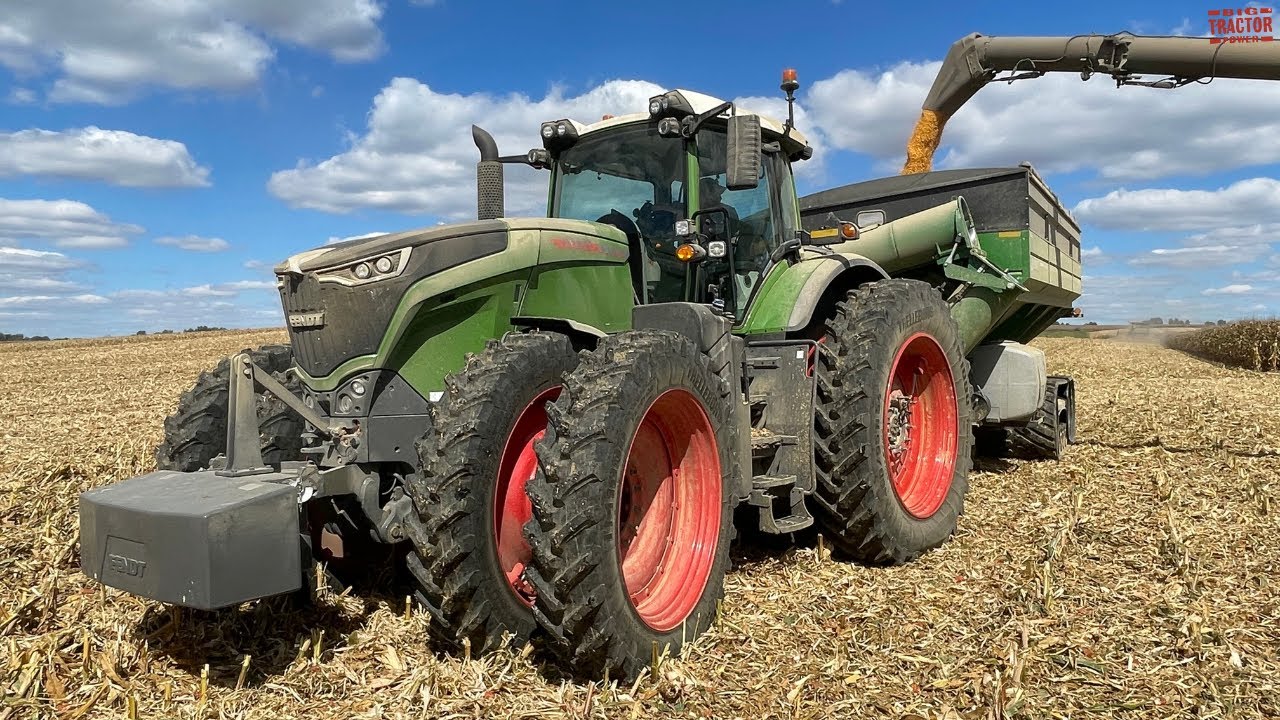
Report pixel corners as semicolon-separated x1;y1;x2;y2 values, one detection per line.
524;330;736;680
812;279;974;564
405;332;579;653
155;344;304;472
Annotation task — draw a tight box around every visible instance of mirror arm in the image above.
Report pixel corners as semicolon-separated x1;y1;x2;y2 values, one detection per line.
682;101;734;138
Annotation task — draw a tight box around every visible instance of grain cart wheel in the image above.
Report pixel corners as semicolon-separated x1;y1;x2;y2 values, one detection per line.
405;332;579;653
1007;379;1074;460
812;279;974;564
524;331;736;680
155;344;304;472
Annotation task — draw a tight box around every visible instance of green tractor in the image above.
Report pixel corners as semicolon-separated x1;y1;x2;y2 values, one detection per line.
80;74;1080;679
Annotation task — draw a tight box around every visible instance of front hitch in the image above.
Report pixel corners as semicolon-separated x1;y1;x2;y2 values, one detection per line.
219;352;336;477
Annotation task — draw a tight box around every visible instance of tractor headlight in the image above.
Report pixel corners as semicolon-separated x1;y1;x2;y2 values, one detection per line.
336;394;354;414
315;247;412;286
540;119;580;151
647;91;693;119
350;379;366;396
657;117;682;137
707;240;727;258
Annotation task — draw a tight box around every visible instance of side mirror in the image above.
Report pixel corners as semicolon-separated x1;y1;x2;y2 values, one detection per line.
725;114;761;190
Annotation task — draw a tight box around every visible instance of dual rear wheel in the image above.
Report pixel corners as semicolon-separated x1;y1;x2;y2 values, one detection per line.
406;330;733;672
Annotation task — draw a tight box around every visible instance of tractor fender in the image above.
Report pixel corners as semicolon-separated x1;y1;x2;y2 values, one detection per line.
739;253;889;335
511;316;607;348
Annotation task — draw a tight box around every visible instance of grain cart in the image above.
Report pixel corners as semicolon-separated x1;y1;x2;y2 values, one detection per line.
80;75;1079;679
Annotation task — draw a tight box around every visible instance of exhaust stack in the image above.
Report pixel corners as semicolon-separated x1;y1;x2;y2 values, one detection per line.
473;125;504;220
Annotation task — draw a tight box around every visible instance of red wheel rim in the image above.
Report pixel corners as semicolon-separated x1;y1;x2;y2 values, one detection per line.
618;389;721;632
882;332;958;519
493;387;559;606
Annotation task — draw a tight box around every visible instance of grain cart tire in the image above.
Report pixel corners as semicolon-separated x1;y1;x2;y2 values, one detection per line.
1007;382;1070;460
524;331;736;680
812;279;974;564
405;332;579;653
155;344;304;472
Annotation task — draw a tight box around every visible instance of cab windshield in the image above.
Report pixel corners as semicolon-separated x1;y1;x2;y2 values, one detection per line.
552;124;688;302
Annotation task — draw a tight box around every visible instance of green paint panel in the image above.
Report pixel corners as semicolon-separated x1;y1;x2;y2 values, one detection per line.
737;258;823;335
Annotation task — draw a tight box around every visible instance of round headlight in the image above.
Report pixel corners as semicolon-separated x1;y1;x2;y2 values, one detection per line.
648;99;662;115
354;262;371;279
303;392;315;408
337;394;354;414
541;123;555;139
556;122;568;137
350;379;366;396
374;256;393;274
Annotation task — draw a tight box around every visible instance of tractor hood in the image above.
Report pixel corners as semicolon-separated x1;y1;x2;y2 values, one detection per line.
276;217;627;380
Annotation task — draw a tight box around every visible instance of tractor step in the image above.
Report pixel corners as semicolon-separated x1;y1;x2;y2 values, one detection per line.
750;430;798;458
746;473;814;534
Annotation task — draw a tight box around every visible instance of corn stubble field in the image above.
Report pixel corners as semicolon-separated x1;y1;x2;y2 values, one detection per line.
2;330;1278;719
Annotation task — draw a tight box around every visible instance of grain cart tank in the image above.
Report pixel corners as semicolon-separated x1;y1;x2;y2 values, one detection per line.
799;163;1080;453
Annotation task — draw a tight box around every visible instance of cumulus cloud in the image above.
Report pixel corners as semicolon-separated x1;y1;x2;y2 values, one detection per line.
268;78;665;219
0;198;142;248
0;128;209;187
806;61;1280;180
0;0;386;104
154;235;230;252
1073;178;1280;231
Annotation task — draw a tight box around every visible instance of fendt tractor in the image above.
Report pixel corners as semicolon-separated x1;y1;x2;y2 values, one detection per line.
82;28;1268;679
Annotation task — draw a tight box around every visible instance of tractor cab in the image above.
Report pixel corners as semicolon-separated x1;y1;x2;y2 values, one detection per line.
537;88;813;319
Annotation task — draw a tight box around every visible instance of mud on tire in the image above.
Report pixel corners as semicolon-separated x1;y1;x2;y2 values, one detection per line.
155;344;305;472
812;279;974;564
524;330;737;680
405;332;579;653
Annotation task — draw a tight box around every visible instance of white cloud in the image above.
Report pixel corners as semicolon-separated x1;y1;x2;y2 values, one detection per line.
1073;178;1280;231
0;198;142;248
154;235;230;252
1203;284;1254;295
0;293;106;306
0;0;385;104
0;246;82;272
326;231;388;245
7;88;35;105
182;280;275;297
1081;246;1104;258
806;61;1280;180
0;276;88;293
1130;244;1272;269
268;78;664;218
0;128;209;187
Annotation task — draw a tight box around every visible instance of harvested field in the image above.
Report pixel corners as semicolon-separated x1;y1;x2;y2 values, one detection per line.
1167;320;1280;372
2;331;1278;719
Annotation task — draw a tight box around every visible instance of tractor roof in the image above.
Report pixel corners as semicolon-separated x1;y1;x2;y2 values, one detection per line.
568;89;810;155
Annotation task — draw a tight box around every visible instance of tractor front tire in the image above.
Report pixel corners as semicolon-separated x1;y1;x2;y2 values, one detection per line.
812;279;974;564
525;330;736;680
155;344;304;472
406;332;579;653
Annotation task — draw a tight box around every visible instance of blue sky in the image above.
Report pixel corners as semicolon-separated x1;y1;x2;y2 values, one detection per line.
1;0;1277;337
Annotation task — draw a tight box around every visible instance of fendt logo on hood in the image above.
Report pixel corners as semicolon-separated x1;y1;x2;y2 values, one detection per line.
1207;7;1274;43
